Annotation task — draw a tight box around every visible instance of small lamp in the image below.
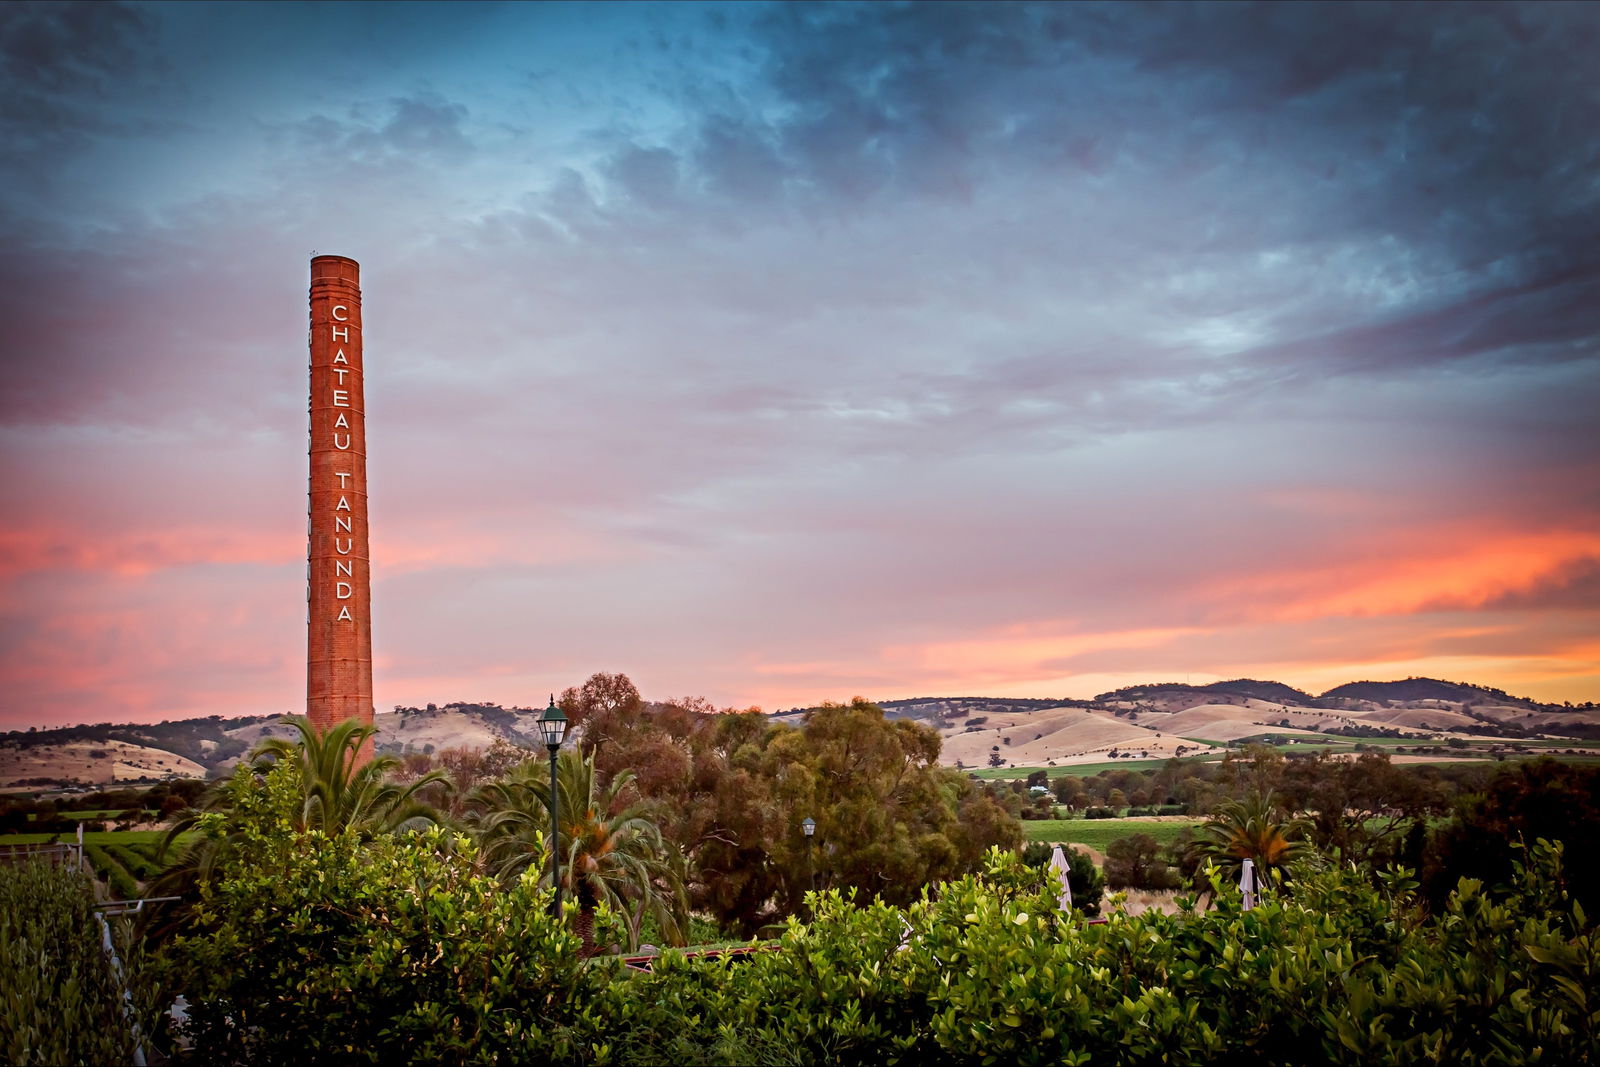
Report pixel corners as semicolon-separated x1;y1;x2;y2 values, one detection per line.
538;696;569;750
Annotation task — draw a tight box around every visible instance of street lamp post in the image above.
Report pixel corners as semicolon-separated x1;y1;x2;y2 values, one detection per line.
801;817;816;900
537;696;569;917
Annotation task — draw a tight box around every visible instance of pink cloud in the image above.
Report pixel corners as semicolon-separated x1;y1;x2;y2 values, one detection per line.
1191;526;1600;624
0;525;295;579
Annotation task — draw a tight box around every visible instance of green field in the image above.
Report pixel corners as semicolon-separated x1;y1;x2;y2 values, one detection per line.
1021;817;1200;849
969;766;1054;780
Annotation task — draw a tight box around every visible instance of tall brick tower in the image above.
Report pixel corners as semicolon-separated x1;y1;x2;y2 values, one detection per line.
306;255;374;751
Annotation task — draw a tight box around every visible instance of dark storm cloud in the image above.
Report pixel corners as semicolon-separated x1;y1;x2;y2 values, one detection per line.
608;144;683;209
655;1;1600;374
288;95;474;166
0;85;483;427
0;1;158;147
736;1;1600;234
693;115;787;204
1238;263;1600;382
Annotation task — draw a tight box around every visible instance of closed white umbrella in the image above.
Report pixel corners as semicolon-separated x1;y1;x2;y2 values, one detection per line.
1240;858;1257;911
1049;844;1073;912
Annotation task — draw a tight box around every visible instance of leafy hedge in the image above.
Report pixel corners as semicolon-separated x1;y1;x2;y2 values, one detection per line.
164;762;1598;1065
592;845;1594;1066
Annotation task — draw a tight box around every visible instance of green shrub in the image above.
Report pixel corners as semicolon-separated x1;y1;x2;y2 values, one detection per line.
1320;841;1598;1064
124;841;161;862
0;860;160;1064
155;763;1600;1066
165;762;621;1065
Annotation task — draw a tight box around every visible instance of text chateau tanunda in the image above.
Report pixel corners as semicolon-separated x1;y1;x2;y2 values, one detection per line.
306;256;374;742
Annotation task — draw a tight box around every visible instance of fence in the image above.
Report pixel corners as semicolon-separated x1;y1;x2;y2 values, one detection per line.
0;829;85;871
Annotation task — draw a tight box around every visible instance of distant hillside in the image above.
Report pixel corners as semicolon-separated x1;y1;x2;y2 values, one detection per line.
1;714;280;768
1091;676;1575;714
770;696;1088;728
1093;682;1211;703
3;676;1595;788
928;676;1597;769
0;703;547;790
877;696;1073;710
874;696;1086;718
1090;681;1310;707
1317;678;1546;709
1202;679;1316;705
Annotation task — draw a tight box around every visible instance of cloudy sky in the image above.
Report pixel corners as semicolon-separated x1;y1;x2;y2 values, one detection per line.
3;1;1597;728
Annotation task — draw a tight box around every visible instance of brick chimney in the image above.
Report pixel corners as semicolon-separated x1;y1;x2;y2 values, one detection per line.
306;256;374;756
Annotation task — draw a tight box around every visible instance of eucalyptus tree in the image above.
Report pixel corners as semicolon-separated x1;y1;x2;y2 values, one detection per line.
540;676;1023;937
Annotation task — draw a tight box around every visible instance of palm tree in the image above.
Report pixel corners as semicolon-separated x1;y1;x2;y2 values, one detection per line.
470;764;553;883
471;748;686;950
1193;790;1309;890
250;716;446;835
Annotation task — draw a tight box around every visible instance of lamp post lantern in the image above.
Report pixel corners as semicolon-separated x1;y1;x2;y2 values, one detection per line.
801;817;816;899
538;696;569;916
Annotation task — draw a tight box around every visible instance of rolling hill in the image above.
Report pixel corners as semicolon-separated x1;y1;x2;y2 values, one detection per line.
2;677;1595;787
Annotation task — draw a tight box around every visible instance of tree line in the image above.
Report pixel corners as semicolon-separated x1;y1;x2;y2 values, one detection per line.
985;744;1600;916
7;671;1599;1063
147;675;1021;946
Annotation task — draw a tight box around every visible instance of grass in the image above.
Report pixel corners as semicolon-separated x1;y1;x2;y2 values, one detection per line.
1262;737;1469;751
969;766;1052;780
971;754;1227;779
968;738;1600;783
0;829;171;846
26;810;157;821
1346;736;1438;746
1502;738;1600;750
1022;818;1200;849
669;939;771;954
